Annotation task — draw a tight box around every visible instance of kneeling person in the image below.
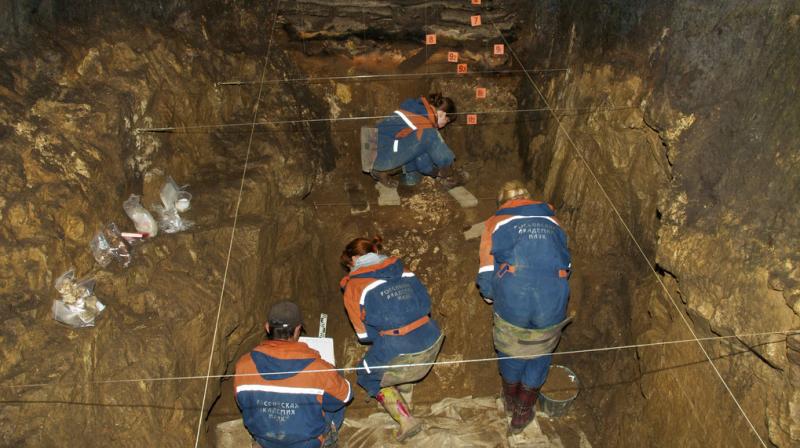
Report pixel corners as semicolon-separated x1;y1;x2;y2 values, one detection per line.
339;236;443;442
235;301;352;447
371;93;466;189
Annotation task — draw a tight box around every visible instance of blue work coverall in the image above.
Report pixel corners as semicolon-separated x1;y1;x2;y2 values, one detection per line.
340;256;442;396
234;340;352;448
476;199;571;388
372;97;455;185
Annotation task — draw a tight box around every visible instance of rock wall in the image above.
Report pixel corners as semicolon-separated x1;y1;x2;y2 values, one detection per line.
514;0;800;446
279;0;516;43
2;0;798;446
0;5;338;447
645;3;800;445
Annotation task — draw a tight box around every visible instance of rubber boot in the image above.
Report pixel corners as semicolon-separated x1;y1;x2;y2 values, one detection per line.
436;165;468;190
399;171;422;187
501;380;520;416
509;385;538;434
371;168;401;188
396;383;414;410
321;421;339;447
377;386;423;442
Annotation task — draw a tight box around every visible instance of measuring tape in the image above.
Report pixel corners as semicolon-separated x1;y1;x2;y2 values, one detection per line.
318;313;328;338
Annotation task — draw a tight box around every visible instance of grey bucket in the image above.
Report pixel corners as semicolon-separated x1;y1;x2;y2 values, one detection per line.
538;364;580;417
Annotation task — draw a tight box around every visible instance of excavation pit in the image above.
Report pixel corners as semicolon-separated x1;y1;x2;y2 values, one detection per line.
1;2;798;447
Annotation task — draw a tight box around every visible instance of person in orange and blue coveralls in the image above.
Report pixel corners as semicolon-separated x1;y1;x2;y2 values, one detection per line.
371;93;466;189
234;300;352;448
339;236;441;442
476;180;572;434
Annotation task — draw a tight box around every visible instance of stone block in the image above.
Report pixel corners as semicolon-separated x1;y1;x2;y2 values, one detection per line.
215;419;252;448
375;183;400;206
448;186;478;208
464;221;485;240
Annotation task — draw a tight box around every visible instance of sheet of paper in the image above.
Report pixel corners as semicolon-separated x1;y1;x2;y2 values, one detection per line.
299;337;336;366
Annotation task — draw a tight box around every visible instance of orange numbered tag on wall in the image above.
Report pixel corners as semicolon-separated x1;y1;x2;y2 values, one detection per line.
476;87;487;99
494;44;505;55
447;51;459;62
426;34;437;45
466;114;478;125
471;15;482;26
471;0;481;4
457;63;468;74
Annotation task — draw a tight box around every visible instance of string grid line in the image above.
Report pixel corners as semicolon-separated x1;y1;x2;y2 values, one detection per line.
1;330;794;391
193;2;281;447
215;68;568;86
134;106;636;133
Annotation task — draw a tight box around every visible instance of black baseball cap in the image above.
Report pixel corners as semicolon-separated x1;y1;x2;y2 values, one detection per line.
268;300;303;329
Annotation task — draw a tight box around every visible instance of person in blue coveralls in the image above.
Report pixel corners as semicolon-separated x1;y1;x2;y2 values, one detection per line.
339;236;442;442
371;93;467;189
235;301;352;447
476;180;572;434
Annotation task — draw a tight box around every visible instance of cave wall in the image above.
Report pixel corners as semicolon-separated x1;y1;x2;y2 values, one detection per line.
2;0;799;446
0;4;339;446
513;0;800;446
645;3;800;445
278;0;516;43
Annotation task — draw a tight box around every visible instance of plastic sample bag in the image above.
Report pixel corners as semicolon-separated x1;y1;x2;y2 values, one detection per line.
52;269;105;328
152;206;194;233
123;194;158;236
90;222;132;268
160;176;192;211
160;176;180;211
153;176;193;233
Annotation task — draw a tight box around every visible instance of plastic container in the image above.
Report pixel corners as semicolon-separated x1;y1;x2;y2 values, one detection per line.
175;191;192;212
538;364;580;417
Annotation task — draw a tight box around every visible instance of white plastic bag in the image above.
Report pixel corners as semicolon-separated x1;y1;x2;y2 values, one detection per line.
160;176;180;211
52;269;105;328
160;176;192;212
153;176;193;233
123;194;158;236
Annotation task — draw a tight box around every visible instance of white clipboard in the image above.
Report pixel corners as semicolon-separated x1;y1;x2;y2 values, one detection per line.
299;337;336;366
